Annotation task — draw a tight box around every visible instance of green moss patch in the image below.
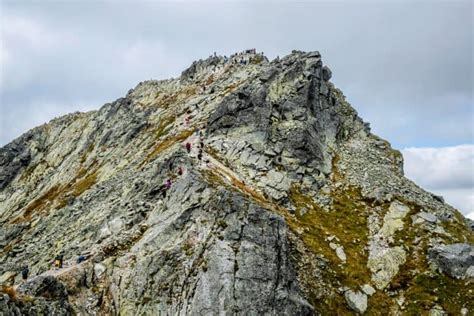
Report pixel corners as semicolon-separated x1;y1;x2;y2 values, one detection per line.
14;164;100;223
287;185;372;313
142;129;194;165
289;186;370;286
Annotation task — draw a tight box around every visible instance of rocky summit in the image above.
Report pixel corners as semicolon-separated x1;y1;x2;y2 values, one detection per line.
0;50;473;315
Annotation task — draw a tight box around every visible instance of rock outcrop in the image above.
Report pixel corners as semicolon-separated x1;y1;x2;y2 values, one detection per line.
0;50;472;315
428;243;474;279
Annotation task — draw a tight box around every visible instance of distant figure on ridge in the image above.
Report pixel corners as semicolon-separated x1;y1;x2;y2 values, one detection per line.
21;265;29;283
77;255;86;264
54;253;64;269
185;142;191;153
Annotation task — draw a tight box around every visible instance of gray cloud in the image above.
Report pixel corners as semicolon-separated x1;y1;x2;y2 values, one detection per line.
1;1;472;149
402;145;473;215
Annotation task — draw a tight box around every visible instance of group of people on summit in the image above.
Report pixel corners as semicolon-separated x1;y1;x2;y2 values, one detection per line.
208;49;264;66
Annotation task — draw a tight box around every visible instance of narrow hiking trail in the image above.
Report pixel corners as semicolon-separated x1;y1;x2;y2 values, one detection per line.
185;131;291;218
13;262;83;292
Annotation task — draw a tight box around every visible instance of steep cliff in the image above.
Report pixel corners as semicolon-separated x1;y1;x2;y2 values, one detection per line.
0;50;472;315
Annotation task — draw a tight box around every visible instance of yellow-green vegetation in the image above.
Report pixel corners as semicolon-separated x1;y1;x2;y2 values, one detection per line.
19;160;47;182
287;185;372;314
376;197;474;314
222;81;242;96
79;143;95;164
390;148;403;163
141;129;194;165
404;272;474;314
331;154;342;182
441;211;474;244
250;54;264;64
290;185;370;285
388;234;474;315
21;185;62;220
154;93;179;109
153;86;198;109
182;238;195;256
154;116;176;140
72;171;98;197
14;164;100;223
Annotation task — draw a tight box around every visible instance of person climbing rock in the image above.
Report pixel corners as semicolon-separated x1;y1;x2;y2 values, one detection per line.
185;142;191;153
177;167;183;176
185;116;190;126
165;179;172;189
21;265;29;283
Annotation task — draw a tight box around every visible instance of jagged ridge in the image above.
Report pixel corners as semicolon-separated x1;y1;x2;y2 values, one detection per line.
0;50;473;315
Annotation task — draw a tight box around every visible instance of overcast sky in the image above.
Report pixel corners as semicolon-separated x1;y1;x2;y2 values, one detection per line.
0;0;472;217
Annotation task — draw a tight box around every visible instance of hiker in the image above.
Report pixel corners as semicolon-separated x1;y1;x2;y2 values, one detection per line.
185;142;191;153
77;255;86;264
185;116;190;126
165;179;172;189
21;265;29;283
54;253;64;269
177;167;183;176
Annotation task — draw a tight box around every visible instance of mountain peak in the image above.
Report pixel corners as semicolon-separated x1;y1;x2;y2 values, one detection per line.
1;49;472;315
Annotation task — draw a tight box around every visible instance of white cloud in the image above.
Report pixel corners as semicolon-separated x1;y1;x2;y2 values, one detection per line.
0;11;76;91
402;145;474;216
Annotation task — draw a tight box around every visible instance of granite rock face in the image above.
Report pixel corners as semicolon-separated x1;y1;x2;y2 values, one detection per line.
0;50;473;315
428;243;474;279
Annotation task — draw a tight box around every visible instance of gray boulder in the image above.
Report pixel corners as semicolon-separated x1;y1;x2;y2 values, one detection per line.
428;243;474;279
344;290;367;313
